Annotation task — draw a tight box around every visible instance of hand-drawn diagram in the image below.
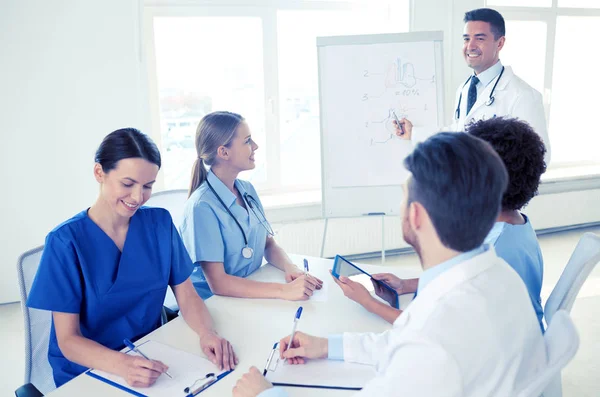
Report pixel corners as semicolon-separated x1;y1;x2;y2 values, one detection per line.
319;40;440;188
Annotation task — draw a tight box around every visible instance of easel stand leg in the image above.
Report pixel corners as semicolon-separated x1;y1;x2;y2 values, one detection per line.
381;215;385;265
320;218;329;258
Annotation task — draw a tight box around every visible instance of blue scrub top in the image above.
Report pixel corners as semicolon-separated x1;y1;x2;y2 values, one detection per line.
180;170;268;299
485;213;545;332
27;207;194;387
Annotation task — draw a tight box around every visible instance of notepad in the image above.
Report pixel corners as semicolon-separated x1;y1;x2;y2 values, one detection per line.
87;340;231;397
266;357;376;390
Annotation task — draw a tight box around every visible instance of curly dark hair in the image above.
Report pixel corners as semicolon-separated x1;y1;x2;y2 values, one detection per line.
467;117;546;211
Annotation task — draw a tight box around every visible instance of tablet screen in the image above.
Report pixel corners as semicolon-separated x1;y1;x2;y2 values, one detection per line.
332;255;399;309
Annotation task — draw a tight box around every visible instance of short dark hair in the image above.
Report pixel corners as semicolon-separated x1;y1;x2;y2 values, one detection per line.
464;8;506;40
404;132;508;252
95;128;161;172
467;117;546;212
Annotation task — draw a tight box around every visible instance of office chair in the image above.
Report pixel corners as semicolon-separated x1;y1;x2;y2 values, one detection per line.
515;310;579;397
545;232;600;325
144;188;188;227
145;188;189;311
15;246;51;396
539;232;600;396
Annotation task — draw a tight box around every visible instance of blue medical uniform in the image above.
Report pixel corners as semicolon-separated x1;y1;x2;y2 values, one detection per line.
26;207;194;387
180;170;268;299
485;213;545;332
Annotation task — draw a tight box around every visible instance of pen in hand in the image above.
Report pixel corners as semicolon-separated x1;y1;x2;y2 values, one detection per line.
392;110;405;136
284;307;303;361
303;258;309;274
123;338;173;379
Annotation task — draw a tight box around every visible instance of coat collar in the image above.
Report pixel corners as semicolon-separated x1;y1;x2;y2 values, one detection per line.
207;170;248;208
393;248;501;329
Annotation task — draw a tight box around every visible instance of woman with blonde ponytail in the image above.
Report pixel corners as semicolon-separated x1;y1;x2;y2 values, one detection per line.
180;111;323;301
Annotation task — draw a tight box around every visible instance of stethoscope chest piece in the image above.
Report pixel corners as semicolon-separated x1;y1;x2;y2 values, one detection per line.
242;246;254;259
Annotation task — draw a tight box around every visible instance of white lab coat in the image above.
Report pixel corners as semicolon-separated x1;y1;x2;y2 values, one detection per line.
413;66;551;163
341;248;546;396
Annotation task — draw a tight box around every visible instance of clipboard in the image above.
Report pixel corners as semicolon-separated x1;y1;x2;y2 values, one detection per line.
263;342;376;390
86;340;233;396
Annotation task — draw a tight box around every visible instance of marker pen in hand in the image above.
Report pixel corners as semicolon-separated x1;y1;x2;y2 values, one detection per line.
391;110;404;136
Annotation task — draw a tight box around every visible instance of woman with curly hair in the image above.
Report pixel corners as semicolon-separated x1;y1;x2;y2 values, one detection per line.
333;117;547;333
468;117;546;332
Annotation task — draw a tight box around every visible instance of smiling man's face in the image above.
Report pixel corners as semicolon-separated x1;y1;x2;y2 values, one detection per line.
462;20;505;75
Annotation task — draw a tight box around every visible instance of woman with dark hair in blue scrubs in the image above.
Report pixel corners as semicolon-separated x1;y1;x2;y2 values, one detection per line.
27;128;237;389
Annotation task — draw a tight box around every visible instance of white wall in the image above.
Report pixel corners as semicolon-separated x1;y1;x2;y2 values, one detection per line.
0;0;146;303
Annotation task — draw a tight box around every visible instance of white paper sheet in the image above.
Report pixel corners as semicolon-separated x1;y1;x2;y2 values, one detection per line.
266;357;376;389
88;340;228;396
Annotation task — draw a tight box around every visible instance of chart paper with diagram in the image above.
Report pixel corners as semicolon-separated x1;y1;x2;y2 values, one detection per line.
319;32;444;217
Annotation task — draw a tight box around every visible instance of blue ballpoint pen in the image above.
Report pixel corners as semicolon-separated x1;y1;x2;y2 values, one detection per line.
284;307;303;361
303;258;309;274
123;338;173;379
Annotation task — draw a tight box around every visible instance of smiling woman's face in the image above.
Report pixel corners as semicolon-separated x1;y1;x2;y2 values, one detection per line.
94;157;159;218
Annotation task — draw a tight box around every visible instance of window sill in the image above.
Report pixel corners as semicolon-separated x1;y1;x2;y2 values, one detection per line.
540;164;600;194
262;164;600;223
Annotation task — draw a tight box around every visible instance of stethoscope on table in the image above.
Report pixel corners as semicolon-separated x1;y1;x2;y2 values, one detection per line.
206;180;275;259
455;66;505;120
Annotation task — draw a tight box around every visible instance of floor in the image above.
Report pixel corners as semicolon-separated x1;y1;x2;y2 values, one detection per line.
2;226;599;396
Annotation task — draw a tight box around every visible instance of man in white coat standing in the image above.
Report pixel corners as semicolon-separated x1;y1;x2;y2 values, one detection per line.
233;132;546;397
397;8;551;162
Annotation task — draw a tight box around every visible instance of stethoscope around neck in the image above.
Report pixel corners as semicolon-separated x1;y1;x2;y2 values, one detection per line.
455;66;505;120
206;179;274;259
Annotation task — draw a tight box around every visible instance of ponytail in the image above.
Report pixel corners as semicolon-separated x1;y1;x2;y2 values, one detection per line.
189;111;243;197
188;158;207;197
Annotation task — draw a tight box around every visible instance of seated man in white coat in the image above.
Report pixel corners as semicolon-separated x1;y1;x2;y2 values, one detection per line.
232;132;546;397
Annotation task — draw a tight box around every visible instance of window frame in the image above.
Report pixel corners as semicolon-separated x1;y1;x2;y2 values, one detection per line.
143;0;406;195
488;1;600;175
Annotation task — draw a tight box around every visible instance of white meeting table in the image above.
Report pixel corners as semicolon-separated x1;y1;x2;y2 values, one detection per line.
47;255;421;397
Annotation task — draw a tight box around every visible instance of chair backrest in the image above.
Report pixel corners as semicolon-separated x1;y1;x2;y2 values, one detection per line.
145;189;189;228
516;310;579;397
17;246;56;394
545;232;600;325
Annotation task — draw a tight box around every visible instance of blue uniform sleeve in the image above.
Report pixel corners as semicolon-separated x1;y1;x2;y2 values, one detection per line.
27;233;82;313
169;222;194;287
180;201;225;264
328;334;345;361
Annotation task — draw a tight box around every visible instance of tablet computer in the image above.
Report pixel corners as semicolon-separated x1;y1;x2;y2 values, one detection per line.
332;255;399;309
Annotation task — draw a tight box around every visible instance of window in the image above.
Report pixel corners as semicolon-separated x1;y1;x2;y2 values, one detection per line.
549;16;600;163
146;1;409;194
151;16;266;188
500;20;547;95
276;7;408;189
557;0;600;8
488;1;600;171
487;0;551;6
